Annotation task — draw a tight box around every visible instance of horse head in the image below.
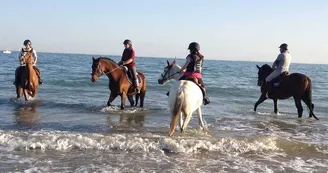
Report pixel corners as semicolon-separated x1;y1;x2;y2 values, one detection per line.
91;57;120;82
256;64;273;86
91;57;103;82
158;60;182;84
20;49;34;65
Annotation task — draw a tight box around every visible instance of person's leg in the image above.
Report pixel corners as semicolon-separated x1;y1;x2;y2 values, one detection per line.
198;78;210;105
33;66;43;84
130;66;139;92
265;70;280;97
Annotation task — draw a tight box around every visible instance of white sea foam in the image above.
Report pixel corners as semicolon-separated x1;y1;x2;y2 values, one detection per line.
0;130;280;155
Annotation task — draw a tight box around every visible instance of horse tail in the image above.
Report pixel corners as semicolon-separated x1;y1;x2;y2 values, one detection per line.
303;78;319;120
168;88;184;137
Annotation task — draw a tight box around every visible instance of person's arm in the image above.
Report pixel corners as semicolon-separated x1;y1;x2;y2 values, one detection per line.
123;59;133;65
122;49;135;65
33;50;38;64
272;54;281;69
179;56;192;72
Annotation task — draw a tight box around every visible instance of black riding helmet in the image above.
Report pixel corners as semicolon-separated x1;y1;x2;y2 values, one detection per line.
279;43;288;50
23;39;31;46
123;39;132;45
188;42;200;51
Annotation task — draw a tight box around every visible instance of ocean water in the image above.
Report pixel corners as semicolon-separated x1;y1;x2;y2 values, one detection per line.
0;52;327;173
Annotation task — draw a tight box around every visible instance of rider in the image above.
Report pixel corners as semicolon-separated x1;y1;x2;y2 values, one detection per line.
14;39;43;85
265;43;291;91
118;39;139;93
179;42;210;105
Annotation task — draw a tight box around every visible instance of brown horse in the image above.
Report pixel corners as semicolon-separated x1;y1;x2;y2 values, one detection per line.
254;64;318;120
91;57;147;110
16;49;39;101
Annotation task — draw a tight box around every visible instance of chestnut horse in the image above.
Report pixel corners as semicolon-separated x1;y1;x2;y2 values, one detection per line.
254;64;318;120
91;57;146;110
15;49;39;101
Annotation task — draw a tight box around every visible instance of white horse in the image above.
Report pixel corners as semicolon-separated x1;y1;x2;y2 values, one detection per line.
158;60;206;136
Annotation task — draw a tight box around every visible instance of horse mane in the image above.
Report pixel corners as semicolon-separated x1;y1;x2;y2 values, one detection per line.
98;57;119;66
262;64;273;71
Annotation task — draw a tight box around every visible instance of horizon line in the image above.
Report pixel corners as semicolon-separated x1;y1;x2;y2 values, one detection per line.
3;50;327;65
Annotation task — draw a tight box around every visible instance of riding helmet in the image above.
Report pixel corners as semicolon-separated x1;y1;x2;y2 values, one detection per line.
23;39;32;46
123;39;132;45
279;43;288;50
188;42;200;51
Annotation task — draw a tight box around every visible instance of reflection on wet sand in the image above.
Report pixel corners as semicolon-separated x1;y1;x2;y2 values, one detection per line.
13;101;40;129
107;111;147;132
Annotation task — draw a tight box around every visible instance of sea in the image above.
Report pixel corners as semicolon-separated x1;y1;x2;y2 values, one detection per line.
0;52;327;173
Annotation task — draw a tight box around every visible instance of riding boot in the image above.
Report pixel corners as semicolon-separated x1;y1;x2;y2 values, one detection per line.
134;79;139;93
202;87;210;105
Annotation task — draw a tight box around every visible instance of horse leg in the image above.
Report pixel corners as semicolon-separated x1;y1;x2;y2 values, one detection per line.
294;97;303;118
135;93;139;107
16;85;22;99
181;110;192;133
107;92;118;106
23;89;29;101
179;112;184;131
127;95;135;107
254;94;267;112
301;96;319;120
196;107;206;131
139;91;146;108
120;92;127;110
273;99;278;114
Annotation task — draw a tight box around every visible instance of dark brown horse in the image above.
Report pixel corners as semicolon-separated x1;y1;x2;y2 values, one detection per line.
254;64;318;120
91;57;147;110
16;49;39;101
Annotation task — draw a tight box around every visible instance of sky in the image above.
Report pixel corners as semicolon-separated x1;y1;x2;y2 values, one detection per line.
1;0;328;64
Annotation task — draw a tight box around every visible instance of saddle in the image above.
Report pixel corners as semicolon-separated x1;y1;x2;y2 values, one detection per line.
180;76;206;97
122;66;142;85
271;72;289;88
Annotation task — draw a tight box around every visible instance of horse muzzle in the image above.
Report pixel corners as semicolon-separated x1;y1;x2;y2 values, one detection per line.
158;79;164;84
91;75;98;83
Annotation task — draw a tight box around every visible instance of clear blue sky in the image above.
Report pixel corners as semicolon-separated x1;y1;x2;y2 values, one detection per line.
1;0;328;64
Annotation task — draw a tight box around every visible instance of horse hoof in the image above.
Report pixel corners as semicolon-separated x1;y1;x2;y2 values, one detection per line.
107;102;111;106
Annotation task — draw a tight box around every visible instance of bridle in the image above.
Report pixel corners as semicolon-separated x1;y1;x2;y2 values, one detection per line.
160;66;182;81
92;62;120;77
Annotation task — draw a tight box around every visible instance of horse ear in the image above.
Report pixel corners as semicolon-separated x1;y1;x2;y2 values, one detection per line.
256;65;260;69
167;60;170;66
92;56;96;61
172;60;176;65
